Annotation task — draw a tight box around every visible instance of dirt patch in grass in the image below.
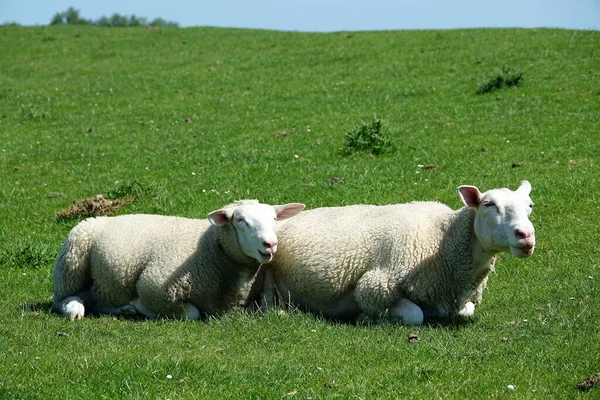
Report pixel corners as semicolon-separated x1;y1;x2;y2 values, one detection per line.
57;194;138;220
577;373;600;392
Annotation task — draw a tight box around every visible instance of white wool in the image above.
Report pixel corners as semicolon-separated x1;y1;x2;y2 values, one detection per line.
53;200;304;320
265;181;535;325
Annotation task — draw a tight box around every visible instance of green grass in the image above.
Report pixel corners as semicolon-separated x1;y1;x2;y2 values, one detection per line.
1;25;599;398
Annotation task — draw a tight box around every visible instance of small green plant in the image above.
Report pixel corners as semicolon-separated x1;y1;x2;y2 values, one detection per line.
476;66;523;94
1;243;52;269
105;179;149;199
20;103;49;121
343;117;393;155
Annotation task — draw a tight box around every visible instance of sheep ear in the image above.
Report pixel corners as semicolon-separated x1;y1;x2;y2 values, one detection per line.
207;208;234;226
457;185;482;208
274;203;305;221
516;180;531;196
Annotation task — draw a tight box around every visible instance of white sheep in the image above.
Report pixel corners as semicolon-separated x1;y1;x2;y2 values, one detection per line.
264;181;535;325
53;200;305;320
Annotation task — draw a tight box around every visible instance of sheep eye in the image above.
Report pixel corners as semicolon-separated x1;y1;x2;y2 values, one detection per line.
235;218;246;225
483;201;496;208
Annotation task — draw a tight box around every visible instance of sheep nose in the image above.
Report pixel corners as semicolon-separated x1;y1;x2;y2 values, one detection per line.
263;240;277;250
515;228;533;240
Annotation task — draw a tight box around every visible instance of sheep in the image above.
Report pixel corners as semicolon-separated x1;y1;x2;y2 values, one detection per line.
263;181;535;326
53;200;305;320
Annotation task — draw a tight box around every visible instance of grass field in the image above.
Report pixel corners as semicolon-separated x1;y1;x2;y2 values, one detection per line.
1;25;599;398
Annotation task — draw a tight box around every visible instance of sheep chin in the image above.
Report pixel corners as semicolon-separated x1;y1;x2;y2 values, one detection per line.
258;251;274;263
510;244;535;258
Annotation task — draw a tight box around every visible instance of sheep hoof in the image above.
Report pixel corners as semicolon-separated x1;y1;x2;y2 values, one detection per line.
390;298;424;326
458;301;475;317
182;303;200;320
134;298;156;319
61;296;85;320
120;304;138;316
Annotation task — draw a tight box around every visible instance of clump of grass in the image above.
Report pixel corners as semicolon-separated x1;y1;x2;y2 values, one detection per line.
20;103;50;121
343;117;393;155
105;179;149;199
1;242;53;269
476;66;523;94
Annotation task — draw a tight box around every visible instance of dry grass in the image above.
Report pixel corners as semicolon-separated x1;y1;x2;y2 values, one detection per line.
56;194;138;220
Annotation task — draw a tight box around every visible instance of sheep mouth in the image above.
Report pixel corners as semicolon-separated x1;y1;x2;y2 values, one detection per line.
259;251;274;263
511;244;535;258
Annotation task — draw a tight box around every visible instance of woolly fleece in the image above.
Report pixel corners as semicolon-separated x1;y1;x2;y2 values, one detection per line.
54;203;266;319
270;201;494;321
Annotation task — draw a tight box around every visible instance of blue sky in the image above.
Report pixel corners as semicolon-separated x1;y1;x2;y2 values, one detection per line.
2;0;599;31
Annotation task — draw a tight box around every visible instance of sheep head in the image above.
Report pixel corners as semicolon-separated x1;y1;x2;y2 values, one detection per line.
458;180;535;258
208;200;305;264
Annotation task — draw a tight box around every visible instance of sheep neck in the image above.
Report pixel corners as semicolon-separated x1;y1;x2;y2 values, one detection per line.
215;224;261;272
461;207;497;275
443;207;496;303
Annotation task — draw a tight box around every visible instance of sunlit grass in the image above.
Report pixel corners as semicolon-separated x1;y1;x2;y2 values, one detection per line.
0;25;599;398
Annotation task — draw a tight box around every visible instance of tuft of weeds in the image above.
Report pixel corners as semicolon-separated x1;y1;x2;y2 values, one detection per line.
476;65;522;94
343;117;393;155
20;103;50;121
105;179;150;199
0;242;53;269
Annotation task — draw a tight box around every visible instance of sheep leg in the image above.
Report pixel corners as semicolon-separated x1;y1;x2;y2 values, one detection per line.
181;303;201;320
52;220;96;319
57;296;85;320
93;303;139;317
135;267;198;319
239;265;268;312
258;266;275;311
353;270;410;321
432;301;475;319
469;276;488;305
458;301;475;317
357;298;424;326
389;298;424;326
134;297;157;319
136;299;200;320
353;270;394;316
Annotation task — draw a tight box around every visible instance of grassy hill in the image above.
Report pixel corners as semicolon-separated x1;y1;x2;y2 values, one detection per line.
1;25;599;398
